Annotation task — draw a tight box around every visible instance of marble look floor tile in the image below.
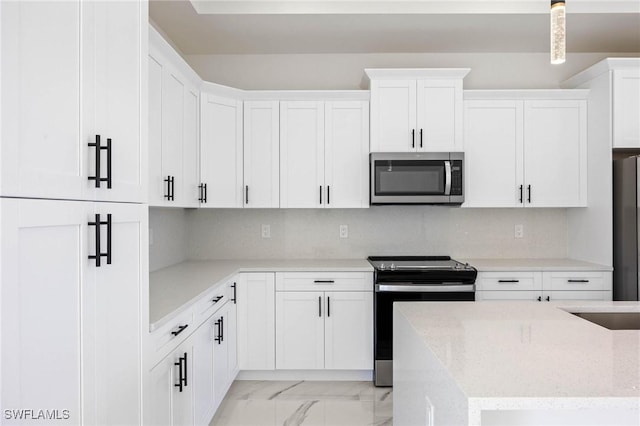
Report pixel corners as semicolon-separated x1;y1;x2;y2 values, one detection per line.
210;381;393;426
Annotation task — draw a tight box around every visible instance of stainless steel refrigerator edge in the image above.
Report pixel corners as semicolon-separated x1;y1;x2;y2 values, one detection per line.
613;156;640;301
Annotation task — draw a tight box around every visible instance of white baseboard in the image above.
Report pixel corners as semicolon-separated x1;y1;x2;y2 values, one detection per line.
236;370;373;381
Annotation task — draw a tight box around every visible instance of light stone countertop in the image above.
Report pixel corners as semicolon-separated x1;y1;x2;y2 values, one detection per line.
149;259;373;330
463;258;613;272
394;300;640;420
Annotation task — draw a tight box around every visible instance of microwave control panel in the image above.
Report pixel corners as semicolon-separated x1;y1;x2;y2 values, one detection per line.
451;160;463;196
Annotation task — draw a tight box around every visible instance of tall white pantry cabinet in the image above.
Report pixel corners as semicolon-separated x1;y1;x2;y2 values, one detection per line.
0;2;149;426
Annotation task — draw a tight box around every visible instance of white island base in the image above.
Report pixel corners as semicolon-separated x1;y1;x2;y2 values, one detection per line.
393;302;640;426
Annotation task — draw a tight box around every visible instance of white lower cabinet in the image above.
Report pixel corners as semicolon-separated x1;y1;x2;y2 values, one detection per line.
1;198;146;425
275;272;373;370
475;270;612;302
193;317;216;426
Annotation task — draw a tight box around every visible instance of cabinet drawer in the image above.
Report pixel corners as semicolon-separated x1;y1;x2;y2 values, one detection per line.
194;283;228;325
151;309;194;361
544;272;606;291
275;272;373;292
546;290;611;302
476;272;541;292
476;290;541;301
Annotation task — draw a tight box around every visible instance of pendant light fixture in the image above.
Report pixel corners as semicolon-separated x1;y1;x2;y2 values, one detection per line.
550;0;566;64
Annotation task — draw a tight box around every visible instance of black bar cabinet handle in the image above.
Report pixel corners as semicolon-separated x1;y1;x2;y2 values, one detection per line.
498;280;519;283
546;296;550;301
171;324;188;336
420;129;423;148
327;296;330;317
327;186;330;205
318;296;322;317
411;129;415;148
106;138;112;189
182;352;188;387
204;183;207;203
164;176;172;201
527;185;531;203
88;214;102;267
198;184;203;202
174;356;183;392
106;213;112;265
215;319;222;344
231;282;237;304
567;279;590;283
519;185;523;203
537;296;542;302
314;280;335;284
212;295;223;304
246;185;249;204
88;135;102;188
220;316;224;342
319;186;322;204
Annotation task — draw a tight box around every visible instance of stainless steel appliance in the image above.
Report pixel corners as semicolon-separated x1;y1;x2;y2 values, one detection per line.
368;256;477;386
370;152;464;205
613;156;640;301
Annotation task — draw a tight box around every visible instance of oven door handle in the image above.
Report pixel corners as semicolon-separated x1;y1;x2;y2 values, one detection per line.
375;284;474;293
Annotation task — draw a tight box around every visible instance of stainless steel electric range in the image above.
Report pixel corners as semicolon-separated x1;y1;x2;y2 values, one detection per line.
368;256;477;387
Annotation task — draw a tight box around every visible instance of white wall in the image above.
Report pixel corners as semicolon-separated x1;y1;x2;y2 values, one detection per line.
186;207;567;260
149;208;190;271
185;52;639;90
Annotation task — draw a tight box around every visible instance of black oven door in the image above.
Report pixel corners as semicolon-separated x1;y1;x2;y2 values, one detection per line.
373;285;474;386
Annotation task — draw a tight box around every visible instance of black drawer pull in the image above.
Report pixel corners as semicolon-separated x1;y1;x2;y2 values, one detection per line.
314;280;335;284
231;282;237;304
498;280;520;283
537;296;542;302
211;295;224;304
567;279;590;283
171;324;188;337
519;185;523;203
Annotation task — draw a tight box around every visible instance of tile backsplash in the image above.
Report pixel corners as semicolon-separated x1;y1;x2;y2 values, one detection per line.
181;206;567;261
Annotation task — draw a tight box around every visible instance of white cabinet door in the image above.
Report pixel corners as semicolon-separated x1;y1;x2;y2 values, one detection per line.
148;54;165;206
275;291;325;370
613;68;640;148
183;85;200;208
416;79;463;152
324;292;373;370
464;100;524;207
524;100;587;207
324;101;370;208
81;0;145;203
370;80;417;152
1;1;83;200
237;273;276;370
161;68;185;205
476;291;542;301
192;317;216;426
543;291;609;302
148;355;175;426
280;101;325;208
0;1;145;202
171;344;195;426
84;203;145;426
1;199;87;425
243;101;280;208
226;283;239;379
200;94;243;208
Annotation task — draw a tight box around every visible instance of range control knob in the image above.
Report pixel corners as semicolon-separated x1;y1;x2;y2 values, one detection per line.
380;263;386;270
389;263;396;270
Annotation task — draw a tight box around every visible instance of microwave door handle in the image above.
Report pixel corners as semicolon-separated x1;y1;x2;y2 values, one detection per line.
444;161;452;196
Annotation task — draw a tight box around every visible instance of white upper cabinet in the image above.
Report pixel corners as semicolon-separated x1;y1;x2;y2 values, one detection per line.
148;27;200;208
280;101;325;208
200;91;243;208
613;68;640;148
324;101;370;208
0;1;146;202
367;69;469;152
464;93;587;208
524;100;587;207
280;99;370;209
464;100;524;208
243;101;280;208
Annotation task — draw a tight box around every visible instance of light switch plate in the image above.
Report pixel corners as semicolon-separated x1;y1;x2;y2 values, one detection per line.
339;225;348;239
514;224;524;239
261;224;271;239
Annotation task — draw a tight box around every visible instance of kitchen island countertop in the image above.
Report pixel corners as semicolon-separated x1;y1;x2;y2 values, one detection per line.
393;300;640;425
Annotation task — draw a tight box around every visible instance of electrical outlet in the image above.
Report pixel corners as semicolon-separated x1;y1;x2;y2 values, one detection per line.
514;224;524;239
339;225;349;239
261;224;271;239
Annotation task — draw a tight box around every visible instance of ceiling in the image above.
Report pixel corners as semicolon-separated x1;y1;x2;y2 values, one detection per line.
149;0;640;55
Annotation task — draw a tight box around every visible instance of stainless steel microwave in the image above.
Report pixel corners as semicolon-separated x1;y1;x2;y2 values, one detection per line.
370;152;464;205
